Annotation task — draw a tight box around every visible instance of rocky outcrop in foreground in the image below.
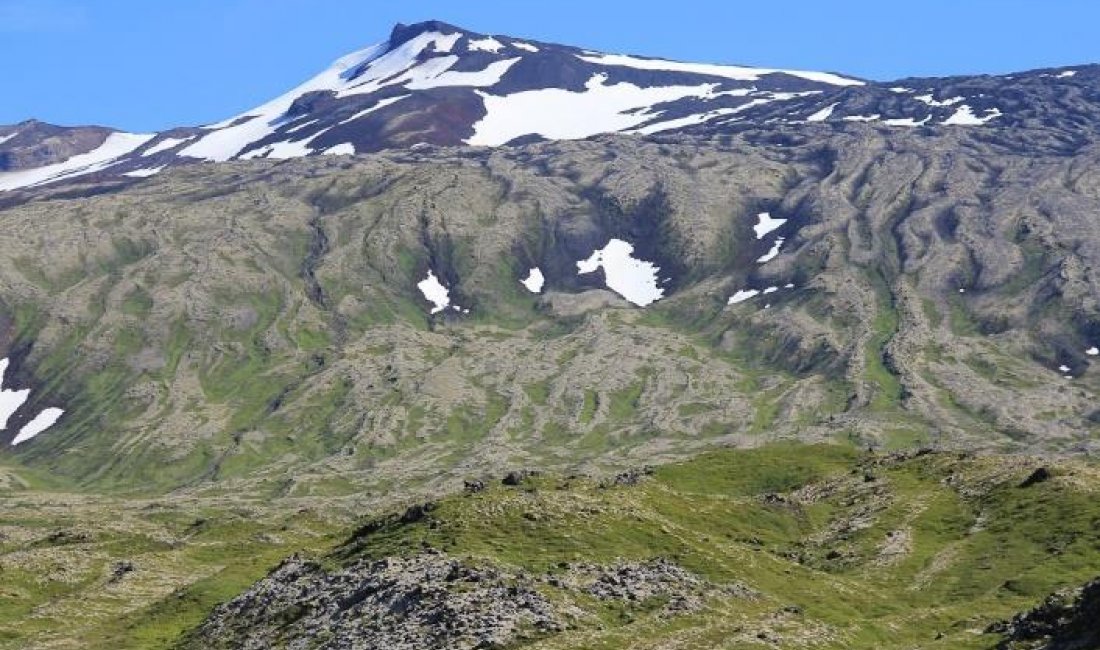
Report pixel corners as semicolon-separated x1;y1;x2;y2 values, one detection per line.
990;577;1100;649
183;551;727;650
186;552;558;650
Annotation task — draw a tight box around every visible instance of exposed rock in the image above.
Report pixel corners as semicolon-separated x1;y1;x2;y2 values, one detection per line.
184;554;561;650
989;577;1100;649
502;470;537;486
1020;467;1053;488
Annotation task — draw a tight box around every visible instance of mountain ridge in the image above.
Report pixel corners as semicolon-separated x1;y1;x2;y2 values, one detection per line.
2;20;1096;195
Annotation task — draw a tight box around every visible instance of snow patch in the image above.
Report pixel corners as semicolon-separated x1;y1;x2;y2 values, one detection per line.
806;103;838;122
12;408;64;446
576;239;664;307
339;95;411;124
753;212;787;239
142;137;191;156
468;37;504;53
0;132;155;192
405;57;520;90
0;359;30;430
763;286;779;294
728;289;759;305
123;166;165;178
0;132;20;146
757;238;785;263
1056;70;1077;78
1087;347;1099;356
417;271;451;314
520;267;545;293
943;105;1002;125
512;41;539;52
842;114;880;123
433;32;462;53
469;74;724;145
883;116;931;127
915;94;964;107
285;119;320;134
1059;365;1071;373
322;143;355;156
576;52;864;87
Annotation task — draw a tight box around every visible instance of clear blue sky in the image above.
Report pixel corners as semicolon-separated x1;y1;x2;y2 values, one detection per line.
3;0;1097;131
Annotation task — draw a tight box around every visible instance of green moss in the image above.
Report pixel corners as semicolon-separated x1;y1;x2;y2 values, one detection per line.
579;389;598;424
121;286;154;317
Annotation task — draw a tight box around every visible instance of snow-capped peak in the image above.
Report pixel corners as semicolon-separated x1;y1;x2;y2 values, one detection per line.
2;20;1095;194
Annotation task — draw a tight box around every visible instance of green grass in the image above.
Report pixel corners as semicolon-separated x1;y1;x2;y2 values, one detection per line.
323;443;1100;650
8;444;1100;650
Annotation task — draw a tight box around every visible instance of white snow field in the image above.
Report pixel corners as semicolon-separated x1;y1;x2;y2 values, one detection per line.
323;143;356;156
417;270;452;313
520;267;546;293
0;359;30;430
753;212;787;239
807;103;838;122
142;136;192;156
123;166;165;178
728;289;760;305
469;74;724;145
468;37;505;53
12;408;64;446
576;52;864;86
943;105;1002;125
0;132;154;191
0;358;64;445
757;238;785;263
576;239;664;307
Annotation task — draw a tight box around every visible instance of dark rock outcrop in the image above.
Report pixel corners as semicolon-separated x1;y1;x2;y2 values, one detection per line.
990;577;1100;649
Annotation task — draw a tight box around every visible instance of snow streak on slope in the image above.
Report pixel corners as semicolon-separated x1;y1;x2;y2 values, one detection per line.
0;359;30;429
179;42;389;161
577;52;864;87
0;132;154;191
142;137;191;156
12;408;64;445
0;358;65;445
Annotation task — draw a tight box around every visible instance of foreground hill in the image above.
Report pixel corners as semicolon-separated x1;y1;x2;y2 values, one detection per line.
178;445;1100;649
4;445;1099;649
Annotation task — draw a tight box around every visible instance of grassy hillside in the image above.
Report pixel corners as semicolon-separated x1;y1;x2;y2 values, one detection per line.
178;443;1100;650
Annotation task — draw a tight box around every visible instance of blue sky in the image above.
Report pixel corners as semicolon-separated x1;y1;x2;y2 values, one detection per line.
3;0;1097;131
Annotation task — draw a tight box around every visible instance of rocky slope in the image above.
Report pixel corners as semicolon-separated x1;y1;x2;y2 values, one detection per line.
991;577;1100;650
1;124;1099;496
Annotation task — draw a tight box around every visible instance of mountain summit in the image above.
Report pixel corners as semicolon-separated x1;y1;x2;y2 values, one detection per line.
3;20;1093;194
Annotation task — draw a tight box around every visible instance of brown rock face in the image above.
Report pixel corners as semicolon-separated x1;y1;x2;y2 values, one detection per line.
0;120;114;172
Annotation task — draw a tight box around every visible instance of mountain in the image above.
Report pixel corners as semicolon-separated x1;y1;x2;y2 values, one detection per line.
2;20;1097;195
2;19;1100;650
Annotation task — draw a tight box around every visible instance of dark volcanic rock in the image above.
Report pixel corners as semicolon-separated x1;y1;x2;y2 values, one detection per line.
1019;467;1053;488
990;577;1100;649
183;553;561;650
